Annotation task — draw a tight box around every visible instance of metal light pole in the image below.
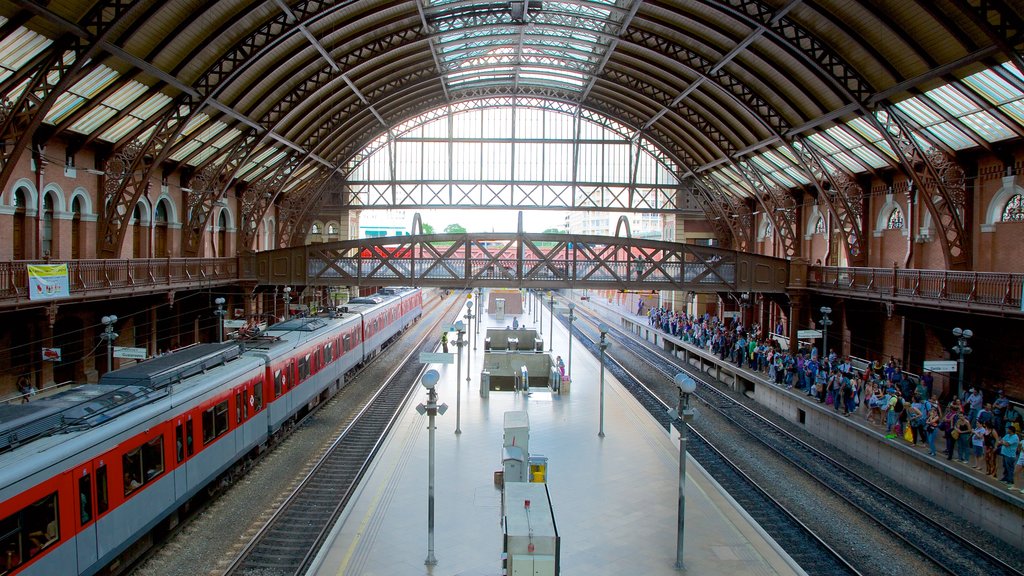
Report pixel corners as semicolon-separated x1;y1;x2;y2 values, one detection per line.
566;302;575;389
214;297;226;342
465;301;474;388
952;327;973;399
548;291;555;351
598;324;610;437
475;287;481;349
668;372;697;570
454;321;465;434
415;369;447;566
282;286;292;319
537;291;542;334
101;315;119;373
819;306;832;360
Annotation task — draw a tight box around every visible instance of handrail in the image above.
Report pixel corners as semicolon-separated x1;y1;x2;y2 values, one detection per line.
810;266;1023;313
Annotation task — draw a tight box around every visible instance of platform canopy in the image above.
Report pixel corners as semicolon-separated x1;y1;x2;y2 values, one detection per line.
2;1;1022;263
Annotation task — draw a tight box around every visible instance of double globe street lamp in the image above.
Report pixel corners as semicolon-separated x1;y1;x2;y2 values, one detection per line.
667;372;697;570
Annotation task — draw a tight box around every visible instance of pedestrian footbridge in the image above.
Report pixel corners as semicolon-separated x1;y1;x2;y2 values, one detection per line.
246;233;791;293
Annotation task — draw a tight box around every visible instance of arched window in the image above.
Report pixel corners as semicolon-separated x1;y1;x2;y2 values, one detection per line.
71;197;82;259
1002;193;1024;222
886;207;904;229
41;194;54;256
814;217;825;234
327;223;337;236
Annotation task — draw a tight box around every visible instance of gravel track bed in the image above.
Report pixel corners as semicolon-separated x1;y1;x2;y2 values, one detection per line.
567;303;1023;576
132;292;451;576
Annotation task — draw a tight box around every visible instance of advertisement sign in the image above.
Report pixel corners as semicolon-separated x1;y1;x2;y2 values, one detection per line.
41;347;62;362
28;264;70;301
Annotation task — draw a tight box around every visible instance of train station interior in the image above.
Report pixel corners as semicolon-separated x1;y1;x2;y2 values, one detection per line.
1;1;1023;575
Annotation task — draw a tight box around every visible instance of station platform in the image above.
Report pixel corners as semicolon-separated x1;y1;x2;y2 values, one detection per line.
311;295;805;576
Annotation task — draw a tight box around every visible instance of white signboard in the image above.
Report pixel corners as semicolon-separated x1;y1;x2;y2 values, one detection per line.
923;360;958;373
797;329;822;339
114;346;148;360
419;352;455;365
223;319;248;328
42;347;61;362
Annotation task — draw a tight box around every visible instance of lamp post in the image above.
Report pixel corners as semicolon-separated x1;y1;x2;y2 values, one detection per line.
819;306;833;360
537;291;542;334
100;315;119;373
282;286;292;319
465;301;474;389
415;369;447;566
668;372;697;570
475;287;482;349
214;297;226;342
454;321;465;434
566;302;575;389
548;291;555;351
598;324;611;437
952;327;973;399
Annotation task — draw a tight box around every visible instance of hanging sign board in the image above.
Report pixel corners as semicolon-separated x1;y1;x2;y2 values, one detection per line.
114;347;148;360
419;352;455;365
797;329;822;339
923;360;958;373
28;264;70;301
41;347;62;362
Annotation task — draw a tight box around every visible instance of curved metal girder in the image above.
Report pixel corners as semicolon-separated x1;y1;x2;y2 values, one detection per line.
874;107;970;269
279;169;335;248
733;160;800;258
98;93;195;257
239;152;303;251
791;138;867;267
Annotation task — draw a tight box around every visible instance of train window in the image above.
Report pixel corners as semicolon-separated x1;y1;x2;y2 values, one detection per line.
122;436;165;496
175;424;185;463
253;380;263;411
343;335;351;352
79;474;92;526
373;318;378;334
299;355;310;380
0;492;59;570
186;416;194;456
242;390;249;420
325;343;333;363
274;370;283;397
235;392;242;424
202;401;229;445
96;465;109;514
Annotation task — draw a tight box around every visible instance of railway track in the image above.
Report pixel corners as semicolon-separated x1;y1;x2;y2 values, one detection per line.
223;294;464;576
562;298;1022;576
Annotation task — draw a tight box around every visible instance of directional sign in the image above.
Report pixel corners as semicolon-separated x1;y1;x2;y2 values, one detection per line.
923;360;958;373
223;319;248;328
419;352;455;365
114;346;148;360
797;329;822;339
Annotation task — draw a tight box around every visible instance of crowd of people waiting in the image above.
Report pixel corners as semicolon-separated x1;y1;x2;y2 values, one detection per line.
645;305;1024;492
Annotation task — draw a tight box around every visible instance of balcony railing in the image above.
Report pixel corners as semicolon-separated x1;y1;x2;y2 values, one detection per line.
0;258;239;308
809;266;1024;313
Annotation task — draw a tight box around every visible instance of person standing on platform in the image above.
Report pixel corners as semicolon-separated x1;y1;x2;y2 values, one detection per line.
966;387;984;425
637;299;644;316
998;424;1020;487
512;317;519;330
441;330;449;353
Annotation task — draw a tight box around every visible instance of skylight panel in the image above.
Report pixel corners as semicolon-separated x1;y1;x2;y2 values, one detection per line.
925;84;979;116
1000;100;1024;125
894;97;943;126
0;27;51;84
924;122;974;150
98;92;173;142
69;81;148;134
959;111;1014;142
849;147;889;169
44;66;119;125
963;68;1021;104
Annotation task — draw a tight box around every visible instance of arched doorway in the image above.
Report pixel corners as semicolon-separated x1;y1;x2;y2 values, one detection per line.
217;210;227;256
41;193;54;257
154;200;169;257
132;204;143;257
13;188;27;260
71;196;82;259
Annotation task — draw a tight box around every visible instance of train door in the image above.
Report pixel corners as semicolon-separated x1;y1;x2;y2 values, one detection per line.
75;465;98;570
173;417;189;498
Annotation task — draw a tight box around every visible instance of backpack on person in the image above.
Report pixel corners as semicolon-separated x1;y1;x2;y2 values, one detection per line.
894;396;905;413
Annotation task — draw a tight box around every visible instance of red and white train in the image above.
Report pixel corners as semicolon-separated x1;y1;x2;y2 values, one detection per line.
0;287;422;576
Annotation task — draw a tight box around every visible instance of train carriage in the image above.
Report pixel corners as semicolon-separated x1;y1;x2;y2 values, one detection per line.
0;288;421;576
